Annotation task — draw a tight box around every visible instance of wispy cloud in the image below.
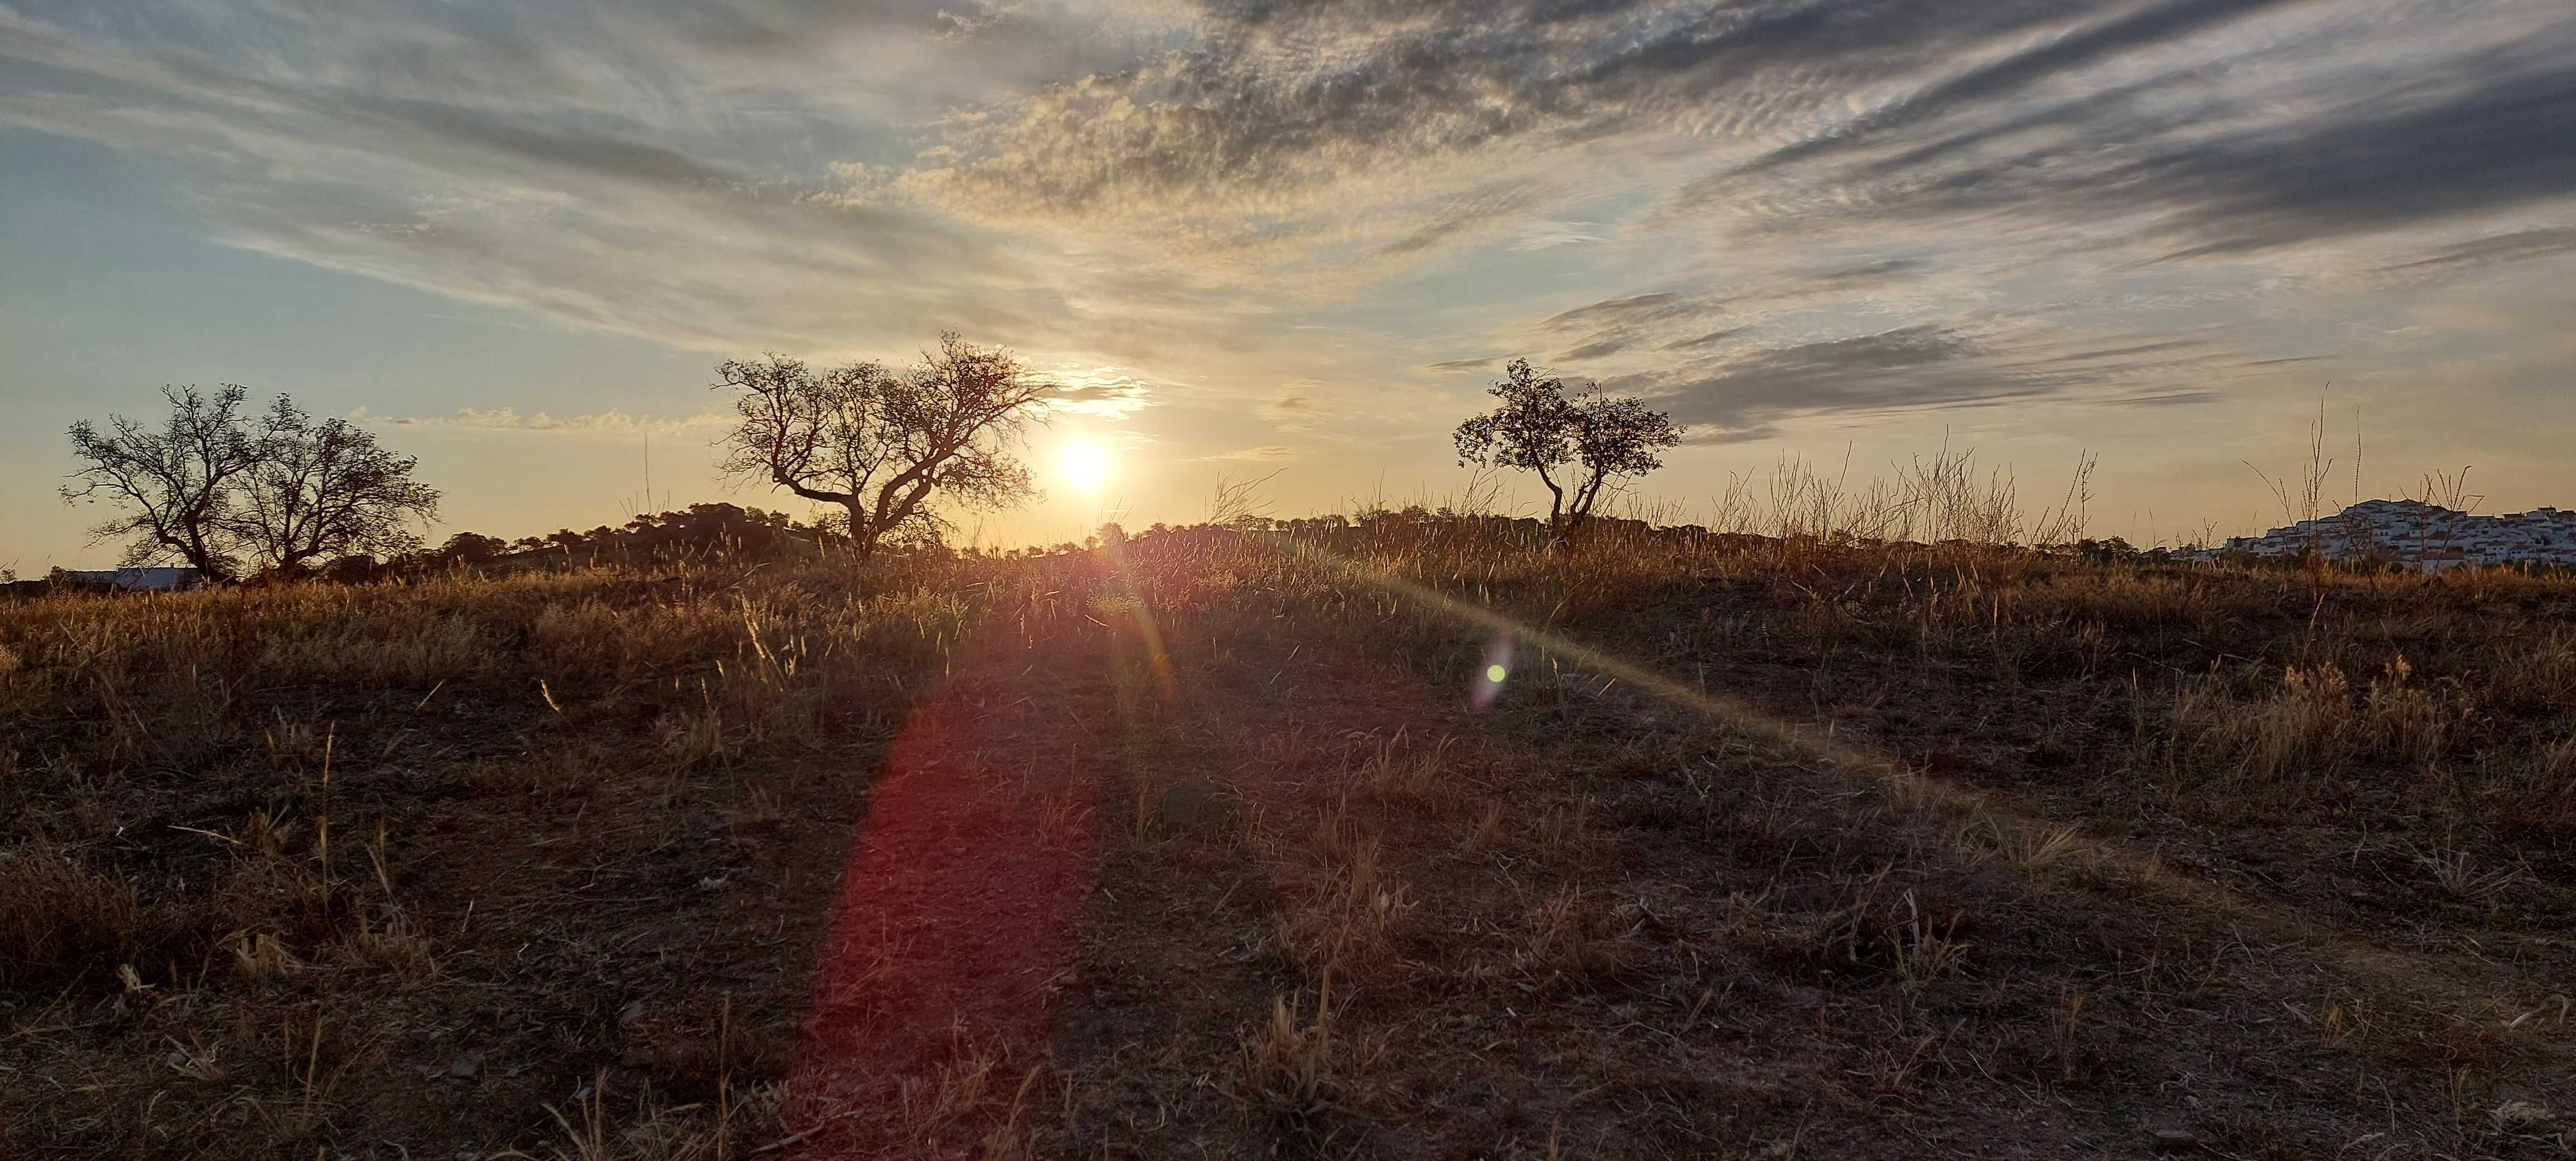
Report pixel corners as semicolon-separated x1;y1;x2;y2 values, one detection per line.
356;406;729;436
3;0;2573;519
1606;321;2286;442
1511;220;1607;251
1043;365;1158;419
1259;380;1323;430
1192;445;1299;462
2370;228;2576;280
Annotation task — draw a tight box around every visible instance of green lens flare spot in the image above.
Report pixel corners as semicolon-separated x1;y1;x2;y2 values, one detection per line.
1486;664;1508;683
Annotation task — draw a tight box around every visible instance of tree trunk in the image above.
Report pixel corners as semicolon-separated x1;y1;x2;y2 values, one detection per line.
845;501;879;562
178;533;230;584
1536;467;1567;545
1562;467;1609;545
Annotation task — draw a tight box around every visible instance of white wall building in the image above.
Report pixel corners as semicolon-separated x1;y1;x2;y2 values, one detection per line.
2189;500;2576;570
56;567;206;591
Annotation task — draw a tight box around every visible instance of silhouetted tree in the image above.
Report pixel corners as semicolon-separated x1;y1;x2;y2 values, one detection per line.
714;333;1048;562
66;387;440;582
437;531;506;564
1453;359;1682;544
62;385;263;581
322;554;387;584
231;396;440;577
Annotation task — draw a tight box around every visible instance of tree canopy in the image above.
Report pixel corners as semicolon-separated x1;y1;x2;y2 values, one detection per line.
64;386;440;581
714;333;1049;559
231;397;441;576
1453;359;1682;543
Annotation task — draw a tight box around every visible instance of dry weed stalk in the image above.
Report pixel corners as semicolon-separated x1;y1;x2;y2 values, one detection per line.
1231;975;1339;1129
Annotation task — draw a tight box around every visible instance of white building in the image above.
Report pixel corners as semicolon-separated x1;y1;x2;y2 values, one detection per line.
2190;500;2576;570
56;567;206;591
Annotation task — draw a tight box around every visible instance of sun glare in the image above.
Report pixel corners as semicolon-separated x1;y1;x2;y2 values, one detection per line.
1058;438;1113;494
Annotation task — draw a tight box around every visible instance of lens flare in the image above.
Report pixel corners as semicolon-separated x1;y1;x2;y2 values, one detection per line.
1472;632;1516;710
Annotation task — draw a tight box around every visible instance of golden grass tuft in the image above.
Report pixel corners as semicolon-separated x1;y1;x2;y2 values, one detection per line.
1230;980;1341;1129
0;841;140;988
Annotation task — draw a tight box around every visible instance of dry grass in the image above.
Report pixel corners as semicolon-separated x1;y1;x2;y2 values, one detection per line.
1030;508;2576;1156
1229;981;1341;1130
9;478;2576;1157
0;551;1064;1158
0;842;142;989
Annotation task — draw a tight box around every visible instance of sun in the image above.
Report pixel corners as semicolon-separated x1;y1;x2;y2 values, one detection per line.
1058;438;1114;494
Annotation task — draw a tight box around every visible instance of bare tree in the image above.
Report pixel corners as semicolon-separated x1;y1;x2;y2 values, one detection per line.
62;385;262;581
231;396;442;577
1453;359;1682;543
714;333;1049;560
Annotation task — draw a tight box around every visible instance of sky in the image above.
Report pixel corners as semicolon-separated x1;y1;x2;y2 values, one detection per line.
3;0;2572;569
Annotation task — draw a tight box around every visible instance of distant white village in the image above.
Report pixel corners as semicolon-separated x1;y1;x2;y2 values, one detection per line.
2188;499;2576;570
51;566;206;591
